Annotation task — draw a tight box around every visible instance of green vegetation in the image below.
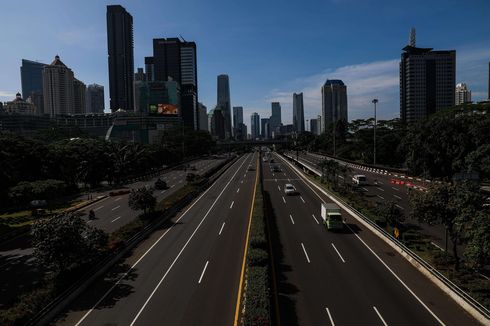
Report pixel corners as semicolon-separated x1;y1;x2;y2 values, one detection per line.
243;168;271;326
128;187;157;215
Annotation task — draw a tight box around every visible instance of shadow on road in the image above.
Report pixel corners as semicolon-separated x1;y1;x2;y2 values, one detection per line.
264;190;300;326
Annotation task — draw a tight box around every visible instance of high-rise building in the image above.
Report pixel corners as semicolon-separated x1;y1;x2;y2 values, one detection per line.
261;118;270;139
73;79;86;114
20;59;47;101
209;106;225;139
217;75;232;139
134;80;180;115
198;102;208;131
251;112;260;139
135;68;146;81
86;84;105;113
4;93;36;115
145;57;154;82
107;5;134;112
26;91;44;114
43;55;75;117
455;83;472;105
270;102;281;137
310;118;319;135
152;38;198;129
293;92;305;133
488;62;490;100
400;30;456;123
233;106;243;138
322;79;348;129
317;114;322;134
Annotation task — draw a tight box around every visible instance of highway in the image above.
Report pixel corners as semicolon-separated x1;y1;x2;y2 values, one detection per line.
55;152;258;326
265;151;479;325
82;157;226;233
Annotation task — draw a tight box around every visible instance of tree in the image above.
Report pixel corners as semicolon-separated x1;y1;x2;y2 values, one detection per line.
31;214;107;275
464;211;490;272
410;182;484;270
375;201;404;227
128;187;156;215
8;179;68;207
465;144;490;181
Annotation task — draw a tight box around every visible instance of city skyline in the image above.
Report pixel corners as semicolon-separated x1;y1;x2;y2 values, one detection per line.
1;0;490;132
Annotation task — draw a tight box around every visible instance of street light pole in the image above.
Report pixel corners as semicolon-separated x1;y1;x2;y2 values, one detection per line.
372;99;378;165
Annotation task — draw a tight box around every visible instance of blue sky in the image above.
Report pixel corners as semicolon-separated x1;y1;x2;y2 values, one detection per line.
1;0;490;131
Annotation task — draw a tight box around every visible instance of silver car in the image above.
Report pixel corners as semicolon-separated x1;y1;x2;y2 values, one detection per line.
284;183;297;195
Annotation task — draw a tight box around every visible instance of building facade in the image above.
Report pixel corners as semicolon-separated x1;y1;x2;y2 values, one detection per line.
107;5;134;112
455;83;472;105
4;93;36;114
26;91;44;115
293;92;305;133
270;102;282;137
217;74;232;139
43;55;75;117
152;38;198;129
73;79;86;114
261;118;270;139
198;102;208;131
209;106;225;139
322;79;348;129
233;106;243;139
20;59;47;101
134;68;146;82
310;118;319;135
400;40;456;123
251;112;260;139
134;80;180;116
86;84;105;113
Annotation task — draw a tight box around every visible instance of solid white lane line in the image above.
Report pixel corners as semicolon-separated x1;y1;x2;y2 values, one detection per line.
338;175;344;179
378;180;384;185
237;188;240;193
94;206;104;212
373;306;388;326
277;185;281;191
219;222;225;235
301;243;311;263
331;243;346;263
160;190;166;194
395;204;405;210
377;187;385;192
300;196;305;203
282;196;286;204
377;195;385;200
171;184;175;188
74;155;249;326
325;307;336;326
362;187;368;192
312;214;319;224
289;214;295;225
111;216;122;223
198;261;209;284
114;197;122;202
111;205;120;211
230;201;234;209
393;194;402;200
392;187;399;191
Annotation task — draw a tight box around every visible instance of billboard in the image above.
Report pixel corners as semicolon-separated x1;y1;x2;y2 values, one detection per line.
149;104;179;116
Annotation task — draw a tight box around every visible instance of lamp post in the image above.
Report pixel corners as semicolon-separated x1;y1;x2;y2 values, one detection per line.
372;99;378;165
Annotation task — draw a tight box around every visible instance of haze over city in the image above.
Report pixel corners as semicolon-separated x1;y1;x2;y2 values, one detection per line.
1;0;490;130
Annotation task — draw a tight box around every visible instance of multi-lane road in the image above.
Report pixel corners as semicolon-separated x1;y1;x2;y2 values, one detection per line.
56;152;258;326
265;151;479;325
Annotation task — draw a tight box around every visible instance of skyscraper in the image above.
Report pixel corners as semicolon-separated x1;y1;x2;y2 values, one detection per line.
145;57;154;82
217;75;232;139
209;106;225;139
251;112;260;139
134;68;146;81
455;83;472;105
73;78;86;114
322;79;348;129
233;106;243;137
43;55;75;117
107;5;134;112
310;118;319;135
270;102;282;137
20;59;47;101
261;118;270;139
198;102;208;131
293;92;305;133
86;84;105;113
152;38;198;129
400;30;456;123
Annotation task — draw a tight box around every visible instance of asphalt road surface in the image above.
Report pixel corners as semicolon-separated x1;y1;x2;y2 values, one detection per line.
55;152;258;326
264;151;479;326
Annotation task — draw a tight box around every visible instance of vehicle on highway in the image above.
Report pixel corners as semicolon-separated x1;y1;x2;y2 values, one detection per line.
284;183;297;195
109;189;131;196
321;203;343;230
352;174;367;186
247;165;255;171
272;165;281;172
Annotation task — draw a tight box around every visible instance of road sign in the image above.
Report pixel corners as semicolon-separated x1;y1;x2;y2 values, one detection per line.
393;227;400;239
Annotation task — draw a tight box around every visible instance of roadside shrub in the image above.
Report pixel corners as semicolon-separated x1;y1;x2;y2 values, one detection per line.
244;266;270;326
248;248;268;267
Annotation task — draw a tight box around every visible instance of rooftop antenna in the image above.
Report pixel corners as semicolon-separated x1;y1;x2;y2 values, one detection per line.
179;34;187;42
409;27;416;47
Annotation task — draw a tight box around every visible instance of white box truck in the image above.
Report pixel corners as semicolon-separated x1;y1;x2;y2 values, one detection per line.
321;203;343;231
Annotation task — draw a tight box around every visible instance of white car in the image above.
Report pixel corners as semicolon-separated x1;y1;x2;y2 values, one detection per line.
284;183;297;195
352;174;367;186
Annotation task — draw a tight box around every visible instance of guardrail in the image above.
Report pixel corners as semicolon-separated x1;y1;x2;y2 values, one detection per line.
26;155;239;326
282;153;490;322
